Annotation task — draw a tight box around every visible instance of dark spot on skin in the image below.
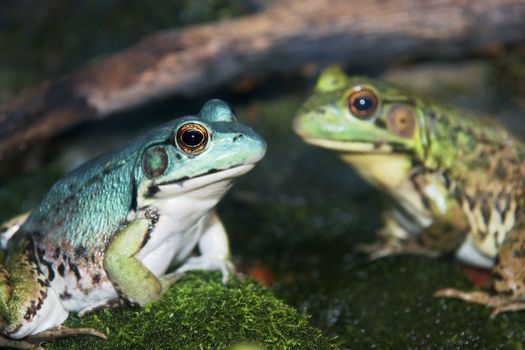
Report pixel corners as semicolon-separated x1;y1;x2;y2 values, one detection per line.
374;118;386;129
496;162;507;180
442;170;452;189
390;142;408;153
57;264;65;277
23;295;45;321
175;153;182;160
479;151;489;163
465;194;476;211
147;185;160;198
493;271;504;281
478;230;488;241
512;249;525;259
36;298;43;310
493;233;500;249
37;278;49;287
37;248;55;282
60;291;72;300
373;141;384;149
480;199;491;227
233;134;243;142
53;247;61;260
92;273;101;284
409;172;431;211
74;245;87;258
68;259;82;280
453;186;463;204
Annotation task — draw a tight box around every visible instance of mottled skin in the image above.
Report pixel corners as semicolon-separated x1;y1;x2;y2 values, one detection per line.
0;100;266;349
294;67;525;316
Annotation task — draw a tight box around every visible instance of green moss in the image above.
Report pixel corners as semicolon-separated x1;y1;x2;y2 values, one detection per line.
49;272;335;350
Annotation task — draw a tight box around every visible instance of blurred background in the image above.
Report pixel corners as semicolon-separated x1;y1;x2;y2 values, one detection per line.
1;1;525;348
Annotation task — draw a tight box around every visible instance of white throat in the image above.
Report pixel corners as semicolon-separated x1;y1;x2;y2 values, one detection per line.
134;164;254;277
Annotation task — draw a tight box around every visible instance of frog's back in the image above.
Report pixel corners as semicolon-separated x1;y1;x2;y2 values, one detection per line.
19;147;139;251
422;100;524;188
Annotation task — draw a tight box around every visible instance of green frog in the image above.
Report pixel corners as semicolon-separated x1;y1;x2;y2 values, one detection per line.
0;99;266;349
294;67;525;316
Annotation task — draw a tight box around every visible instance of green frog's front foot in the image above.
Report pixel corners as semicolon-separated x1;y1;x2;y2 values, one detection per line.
0;326;106;350
435;288;525;318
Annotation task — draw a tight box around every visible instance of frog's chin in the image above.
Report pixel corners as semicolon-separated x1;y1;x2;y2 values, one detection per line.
153;164;255;198
301;137;399;154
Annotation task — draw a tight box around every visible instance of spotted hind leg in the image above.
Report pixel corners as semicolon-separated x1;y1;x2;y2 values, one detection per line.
0;238;105;348
436;223;525;317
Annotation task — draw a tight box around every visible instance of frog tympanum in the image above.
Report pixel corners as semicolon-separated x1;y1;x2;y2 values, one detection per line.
0;99;266;349
294;67;525;316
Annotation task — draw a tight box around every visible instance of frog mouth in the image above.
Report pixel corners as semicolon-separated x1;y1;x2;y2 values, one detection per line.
302;137;407;154
147;164;255;198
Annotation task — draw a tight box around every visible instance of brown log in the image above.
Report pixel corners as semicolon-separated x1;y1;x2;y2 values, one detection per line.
2;0;525;160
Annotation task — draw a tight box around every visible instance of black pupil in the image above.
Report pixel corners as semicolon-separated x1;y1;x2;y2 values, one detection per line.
182;129;204;147
353;95;373;112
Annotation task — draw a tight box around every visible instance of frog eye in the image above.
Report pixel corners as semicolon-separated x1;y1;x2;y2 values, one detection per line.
348;88;378;119
143;146;169;178
176;123;209;155
387;105;417;138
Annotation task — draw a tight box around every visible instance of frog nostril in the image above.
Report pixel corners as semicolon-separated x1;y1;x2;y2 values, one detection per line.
233;134;243;142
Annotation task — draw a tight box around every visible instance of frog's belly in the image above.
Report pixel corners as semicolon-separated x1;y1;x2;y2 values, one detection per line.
136;214;204;277
47;259;119;313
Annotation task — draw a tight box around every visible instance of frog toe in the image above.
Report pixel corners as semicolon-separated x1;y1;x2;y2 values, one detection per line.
0;335;43;350
28;326;107;342
489;302;525;318
434;288;525;317
176;256;235;284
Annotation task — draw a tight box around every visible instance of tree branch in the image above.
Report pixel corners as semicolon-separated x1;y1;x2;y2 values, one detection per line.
2;0;525;160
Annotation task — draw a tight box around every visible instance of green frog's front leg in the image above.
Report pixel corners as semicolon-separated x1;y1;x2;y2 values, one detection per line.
436;222;525;317
359;170;469;260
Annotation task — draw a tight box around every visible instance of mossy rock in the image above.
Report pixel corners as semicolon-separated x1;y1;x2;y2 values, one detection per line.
48;272;335;350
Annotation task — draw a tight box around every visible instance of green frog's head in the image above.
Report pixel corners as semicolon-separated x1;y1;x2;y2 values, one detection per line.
294;67;428;157
135;99;266;205
293;67;434;189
